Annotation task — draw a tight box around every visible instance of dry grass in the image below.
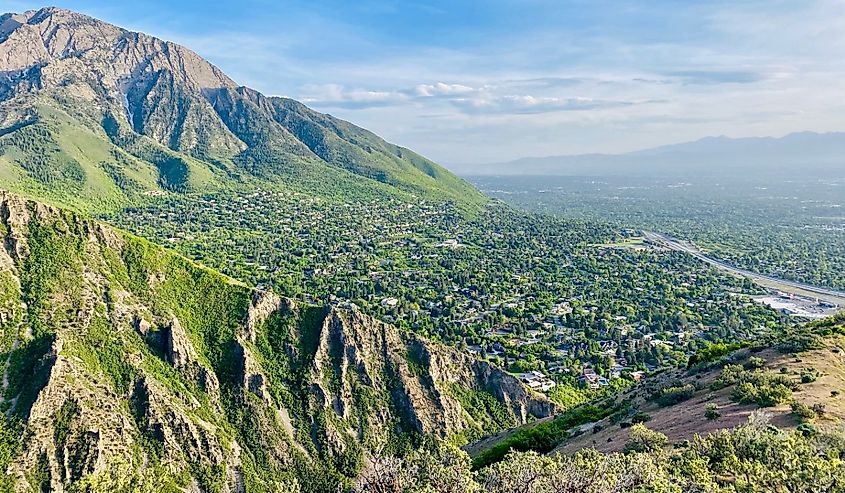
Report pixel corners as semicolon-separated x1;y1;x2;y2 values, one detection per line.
555;336;845;455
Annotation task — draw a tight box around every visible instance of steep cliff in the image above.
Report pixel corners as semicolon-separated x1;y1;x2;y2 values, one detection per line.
0;191;551;492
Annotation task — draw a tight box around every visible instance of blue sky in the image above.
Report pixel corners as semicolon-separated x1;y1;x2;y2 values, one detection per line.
7;0;845;165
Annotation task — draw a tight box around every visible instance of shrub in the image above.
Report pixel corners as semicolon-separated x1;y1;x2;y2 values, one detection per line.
778;333;824;353
471;404;618;469
655;384;696;407
715;365;797;407
624;424;668;454
711;364;746;390
631;412;652;424
790;402;816;423
705;404;720;420
744;357;765;370
687;341;748;368
797;423;817;437
731;380;793;407
800;367;820;384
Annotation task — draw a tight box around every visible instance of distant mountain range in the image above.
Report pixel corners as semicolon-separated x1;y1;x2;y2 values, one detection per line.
459;131;845;178
0;7;482;210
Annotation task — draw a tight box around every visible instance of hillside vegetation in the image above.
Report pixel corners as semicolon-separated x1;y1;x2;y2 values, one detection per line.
354;411;845;493
0;8;484;212
0;191;550;492
464;315;845;474
335;316;845;493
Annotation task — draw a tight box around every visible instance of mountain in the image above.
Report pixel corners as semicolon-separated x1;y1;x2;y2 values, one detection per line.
461;131;845;179
0;7;483;211
0;191;551;492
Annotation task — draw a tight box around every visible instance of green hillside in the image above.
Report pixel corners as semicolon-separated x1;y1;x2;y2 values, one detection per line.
0;191;549;492
0;8;485;213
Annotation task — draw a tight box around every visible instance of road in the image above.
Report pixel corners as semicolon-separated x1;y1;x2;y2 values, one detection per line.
643;231;845;306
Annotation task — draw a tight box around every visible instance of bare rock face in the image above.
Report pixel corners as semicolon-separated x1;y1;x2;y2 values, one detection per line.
244;290;289;343
308;307;554;449
0;8;235;93
0;7;483;206
132;315;151;337
427;343;557;424
0;190;32;262
163;316;195;369
0;7;246;159
161;315;221;402
12;355;138;492
132;377;243;492
235;334;273;406
0;192;241;490
13;354;243;493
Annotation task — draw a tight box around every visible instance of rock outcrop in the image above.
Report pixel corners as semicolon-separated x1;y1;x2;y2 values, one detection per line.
0;191;552;491
310;308;538;436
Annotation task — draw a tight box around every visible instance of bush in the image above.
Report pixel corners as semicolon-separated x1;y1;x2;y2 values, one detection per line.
624;424;668;454
800;367;820;384
655;384;696;407
744;357;765;370
705;404;720;420
687;341;748;368
790;402;816;423
715;365;796;407
711;364;746;390
797;423;817;437
731;380;793;407
778;333;824;353
631;412;652;424
471;404;618;469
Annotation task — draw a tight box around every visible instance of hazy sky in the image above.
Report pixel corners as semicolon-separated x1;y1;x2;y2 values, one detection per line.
8;0;845;164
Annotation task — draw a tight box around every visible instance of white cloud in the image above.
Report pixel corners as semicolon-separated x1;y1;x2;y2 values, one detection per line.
301;79;647;117
451;94;642;115
300;84;410;108
413;82;477;97
24;0;844;164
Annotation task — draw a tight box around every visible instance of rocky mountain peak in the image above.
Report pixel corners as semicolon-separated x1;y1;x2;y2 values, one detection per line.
0;6;484;205
0;6;235;96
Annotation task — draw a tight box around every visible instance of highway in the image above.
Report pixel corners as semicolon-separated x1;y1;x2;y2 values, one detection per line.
643;231;845;305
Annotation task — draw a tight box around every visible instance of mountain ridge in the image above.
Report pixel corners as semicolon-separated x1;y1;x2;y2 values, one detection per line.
0;7;483;210
0;188;550;492
460;131;845;177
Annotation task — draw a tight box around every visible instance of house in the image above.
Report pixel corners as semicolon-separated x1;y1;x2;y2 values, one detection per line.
436;239;461;248
610;364;630;379
518;370;557;393
380;297;399;308
579;368;609;389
